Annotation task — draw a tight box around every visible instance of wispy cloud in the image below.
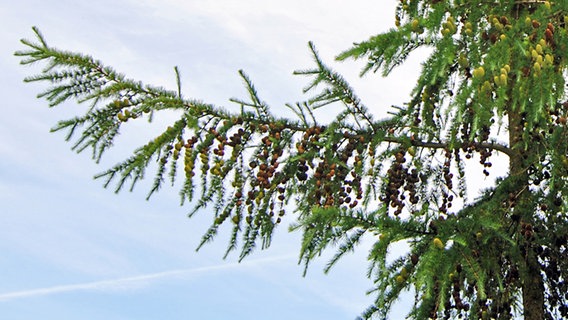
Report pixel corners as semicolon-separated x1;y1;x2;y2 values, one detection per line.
0;254;294;302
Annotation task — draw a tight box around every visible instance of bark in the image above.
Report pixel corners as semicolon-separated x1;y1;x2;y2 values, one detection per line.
508;111;545;320
522;249;545;319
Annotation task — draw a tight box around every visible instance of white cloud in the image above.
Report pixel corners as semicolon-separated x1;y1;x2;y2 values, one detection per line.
128;0;395;70
0;254;293;302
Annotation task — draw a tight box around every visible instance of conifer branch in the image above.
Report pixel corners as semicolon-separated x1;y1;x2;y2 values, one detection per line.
18;2;568;315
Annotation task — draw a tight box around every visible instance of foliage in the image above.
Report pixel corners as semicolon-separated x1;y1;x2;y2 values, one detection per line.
16;0;568;318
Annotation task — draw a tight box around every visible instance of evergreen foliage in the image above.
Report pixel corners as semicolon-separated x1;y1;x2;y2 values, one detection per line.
16;1;568;318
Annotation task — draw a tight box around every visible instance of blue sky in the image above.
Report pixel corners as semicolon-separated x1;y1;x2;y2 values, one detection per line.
0;1;445;319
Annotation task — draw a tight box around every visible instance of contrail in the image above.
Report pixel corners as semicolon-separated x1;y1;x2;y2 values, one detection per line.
0;254;294;302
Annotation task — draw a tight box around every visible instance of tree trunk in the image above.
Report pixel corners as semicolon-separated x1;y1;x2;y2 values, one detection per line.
505;4;547;317
508;111;545;320
522;249;545;319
